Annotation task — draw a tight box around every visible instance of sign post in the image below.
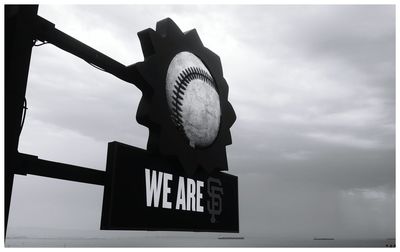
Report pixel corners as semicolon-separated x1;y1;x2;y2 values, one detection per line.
100;18;238;233
5;6;239;237
5;5;38;235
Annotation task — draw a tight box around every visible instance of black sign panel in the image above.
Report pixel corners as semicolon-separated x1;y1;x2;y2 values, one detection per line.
101;142;239;233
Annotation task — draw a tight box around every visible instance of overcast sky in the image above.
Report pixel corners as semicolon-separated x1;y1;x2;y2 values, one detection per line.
7;4;395;245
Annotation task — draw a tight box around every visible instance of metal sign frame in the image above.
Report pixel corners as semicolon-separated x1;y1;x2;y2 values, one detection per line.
5;5;238;237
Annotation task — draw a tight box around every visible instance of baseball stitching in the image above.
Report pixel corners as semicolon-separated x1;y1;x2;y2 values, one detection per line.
171;66;217;131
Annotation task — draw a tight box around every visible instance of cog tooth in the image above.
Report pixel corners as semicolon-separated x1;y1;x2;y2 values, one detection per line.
137;28;160;59
156;18;184;38
183;29;204;47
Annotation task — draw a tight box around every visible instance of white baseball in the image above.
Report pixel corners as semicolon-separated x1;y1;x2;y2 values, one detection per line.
166;51;221;148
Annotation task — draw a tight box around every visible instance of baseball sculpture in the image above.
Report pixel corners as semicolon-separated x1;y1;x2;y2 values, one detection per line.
166;52;221;148
133;18;236;174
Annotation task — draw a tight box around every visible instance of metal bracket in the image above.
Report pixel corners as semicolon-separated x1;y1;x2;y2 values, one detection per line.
15;153;106;186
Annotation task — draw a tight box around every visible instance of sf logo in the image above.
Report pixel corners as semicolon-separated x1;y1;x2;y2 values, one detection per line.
207;177;224;223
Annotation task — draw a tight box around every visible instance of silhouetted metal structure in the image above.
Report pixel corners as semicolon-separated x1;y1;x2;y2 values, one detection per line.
5;4;238;237
5;5;138;237
5;5;38;237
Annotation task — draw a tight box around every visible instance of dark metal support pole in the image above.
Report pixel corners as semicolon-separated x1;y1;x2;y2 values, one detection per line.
5;5;144;239
5;5;38;237
33;15;143;89
16;154;106;186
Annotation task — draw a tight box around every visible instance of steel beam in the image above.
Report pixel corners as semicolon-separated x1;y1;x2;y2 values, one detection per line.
5;4;38;237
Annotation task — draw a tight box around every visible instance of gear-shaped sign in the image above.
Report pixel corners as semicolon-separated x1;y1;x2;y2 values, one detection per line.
130;18;236;176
